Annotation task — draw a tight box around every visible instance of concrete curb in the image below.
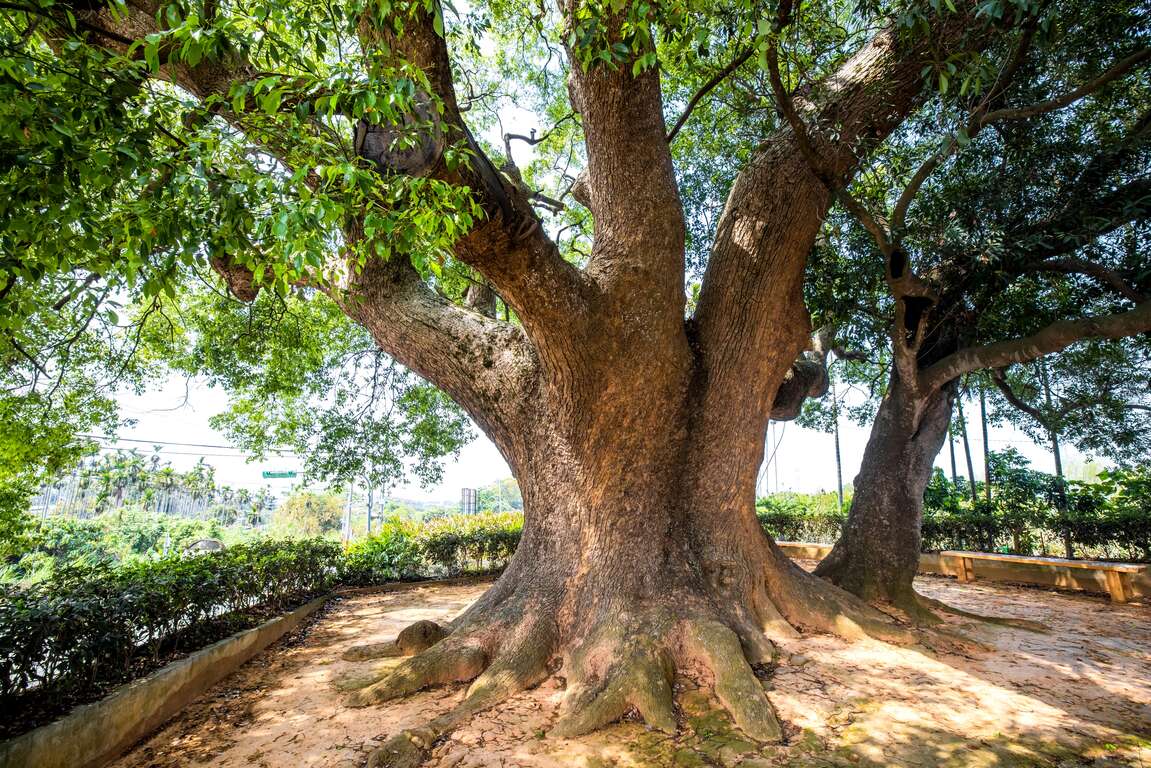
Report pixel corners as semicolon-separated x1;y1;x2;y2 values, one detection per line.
776;542;1150;599
0;595;329;768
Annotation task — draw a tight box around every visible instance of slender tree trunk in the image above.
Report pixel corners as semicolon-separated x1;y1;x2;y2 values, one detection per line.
948;425;959;485
957;397;978;504
832;389;844;511
814;373;955;610
1039;360;1071;558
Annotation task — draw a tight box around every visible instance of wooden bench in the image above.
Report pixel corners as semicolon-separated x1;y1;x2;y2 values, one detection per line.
940;550;1144;603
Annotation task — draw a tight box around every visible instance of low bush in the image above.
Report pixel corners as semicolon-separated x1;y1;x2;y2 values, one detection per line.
756;492;847;543
417;511;522;575
341;517;422;585
342;511;523;582
0;539;339;737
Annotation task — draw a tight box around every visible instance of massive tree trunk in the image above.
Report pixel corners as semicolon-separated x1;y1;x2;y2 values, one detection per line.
343;292;920;767
814;372;955;612
61;1;1005;763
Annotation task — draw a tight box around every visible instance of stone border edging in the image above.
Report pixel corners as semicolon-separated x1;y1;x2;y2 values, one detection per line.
776;542;1149;599
1;574;502;768
0;595;329;768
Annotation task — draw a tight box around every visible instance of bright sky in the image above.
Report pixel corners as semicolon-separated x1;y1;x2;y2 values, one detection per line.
104;372;1093;504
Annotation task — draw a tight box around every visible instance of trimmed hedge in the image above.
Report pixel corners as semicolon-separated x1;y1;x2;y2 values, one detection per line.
5;487;1146;740
0;539;340;737
339;512;522;585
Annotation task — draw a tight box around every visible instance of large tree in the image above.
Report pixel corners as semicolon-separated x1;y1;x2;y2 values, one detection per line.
807;0;1151;616
0;0;1124;762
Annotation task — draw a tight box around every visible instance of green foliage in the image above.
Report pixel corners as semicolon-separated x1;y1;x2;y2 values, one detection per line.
0;0;482;494
341;508;523;581
4;510;226;583
145;288;474;489
751;453;1151;562
272;490;345;537
0;539;339;737
474;477;522;513
755;491;848;543
920;452;1151;560
341;517;421;584
986;341;1151;465
416;511;523;574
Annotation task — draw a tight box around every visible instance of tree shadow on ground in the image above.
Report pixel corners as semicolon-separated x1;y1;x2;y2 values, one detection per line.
906;573;1151;739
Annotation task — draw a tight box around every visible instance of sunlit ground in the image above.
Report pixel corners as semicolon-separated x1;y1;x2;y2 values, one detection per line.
112;573;1151;768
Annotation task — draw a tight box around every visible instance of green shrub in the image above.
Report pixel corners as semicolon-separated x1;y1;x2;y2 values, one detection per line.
756;492;847;543
416;511;522;575
341;517;421;585
0;539;340;737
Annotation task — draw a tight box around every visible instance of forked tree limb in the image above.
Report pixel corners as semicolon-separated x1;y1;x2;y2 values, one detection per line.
979;47;1151;125
919;300;1151;393
990;367;1049;425
355;3;593;341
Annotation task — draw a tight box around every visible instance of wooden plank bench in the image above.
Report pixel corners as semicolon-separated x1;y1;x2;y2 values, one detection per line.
940;550;1144;603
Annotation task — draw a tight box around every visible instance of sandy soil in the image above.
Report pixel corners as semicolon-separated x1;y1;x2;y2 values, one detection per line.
112;571;1151;768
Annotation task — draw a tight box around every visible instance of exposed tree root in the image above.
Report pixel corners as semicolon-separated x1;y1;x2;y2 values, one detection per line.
342;620;448;661
343;545;1017;766
346;636;487;707
678;619;782;743
552;616;678;738
912;592;1048;633
363;613;556;767
765;550;919;646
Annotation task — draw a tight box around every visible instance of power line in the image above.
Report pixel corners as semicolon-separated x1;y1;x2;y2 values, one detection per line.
92;446;299;459
80;434;298;454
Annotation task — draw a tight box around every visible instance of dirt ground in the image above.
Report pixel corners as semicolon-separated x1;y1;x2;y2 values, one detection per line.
112;570;1151;768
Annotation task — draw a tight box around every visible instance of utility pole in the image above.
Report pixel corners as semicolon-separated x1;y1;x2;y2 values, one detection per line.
979;384;992;501
366;481;374;535
342;480;354;546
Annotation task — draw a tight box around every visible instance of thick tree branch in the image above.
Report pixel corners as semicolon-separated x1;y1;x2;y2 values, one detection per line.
564;8;684;305
768;325;869;420
60;0;255;101
355;4;592;351
920;300;1151;393
337;251;538;456
690;7;992;492
1029;256;1147;303
763;1;835;187
58;0;567;438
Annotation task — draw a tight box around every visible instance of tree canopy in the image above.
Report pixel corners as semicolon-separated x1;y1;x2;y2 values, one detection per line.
3;0;1151;756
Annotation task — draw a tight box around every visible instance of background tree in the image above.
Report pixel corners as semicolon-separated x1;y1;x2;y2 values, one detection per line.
272;489;345;537
804;0;1151;618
